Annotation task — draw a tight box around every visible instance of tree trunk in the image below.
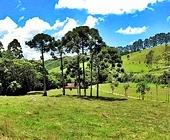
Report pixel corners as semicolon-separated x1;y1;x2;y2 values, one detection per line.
96;65;99;98
156;84;158;101
42;49;47;96
77;53;81;96
90;54;93;97
125;90;128;98
60;52;65;95
141;94;145;100
82;47;86;96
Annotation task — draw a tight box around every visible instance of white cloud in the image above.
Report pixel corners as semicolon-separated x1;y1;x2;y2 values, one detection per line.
0;17;52;60
0;16;101;60
55;0;165;15
50;18;69;30
116;26;147;35
53;15;101;38
167;16;170;22
84;15;100;28
54;18;78;38
0;17;18;35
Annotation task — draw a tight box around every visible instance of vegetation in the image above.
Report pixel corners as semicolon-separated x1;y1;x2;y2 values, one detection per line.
0;26;170;139
0;89;170;139
26;33;54;96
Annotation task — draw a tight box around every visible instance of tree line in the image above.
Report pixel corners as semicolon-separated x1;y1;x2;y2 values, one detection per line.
118;32;170;55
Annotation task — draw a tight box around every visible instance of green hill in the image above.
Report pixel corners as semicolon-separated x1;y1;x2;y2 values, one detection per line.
122;45;170;75
45;45;170;75
45;59;61;73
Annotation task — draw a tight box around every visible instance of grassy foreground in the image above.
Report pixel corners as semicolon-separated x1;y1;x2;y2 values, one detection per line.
0;88;170;140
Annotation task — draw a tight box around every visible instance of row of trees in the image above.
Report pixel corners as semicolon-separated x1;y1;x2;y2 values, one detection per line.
26;26;123;97
118;32;170;55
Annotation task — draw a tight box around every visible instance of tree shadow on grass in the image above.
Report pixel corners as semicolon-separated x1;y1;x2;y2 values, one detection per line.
50;94;127;102
27;91;43;95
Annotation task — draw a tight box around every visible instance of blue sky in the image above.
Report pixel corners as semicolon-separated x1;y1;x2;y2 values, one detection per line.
0;0;170;59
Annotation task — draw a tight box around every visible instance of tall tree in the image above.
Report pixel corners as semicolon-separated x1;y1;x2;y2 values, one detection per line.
75;26;90;96
64;30;82;95
94;47;108;98
88;28;104;97
26;33;54;96
7;39;23;59
51;38;66;95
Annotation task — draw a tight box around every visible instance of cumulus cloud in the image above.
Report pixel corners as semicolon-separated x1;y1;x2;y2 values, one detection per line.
53;15;101;38
84;15;101;28
54;18;78;38
0;16;101;59
0;17;52;60
55;0;165;15
0;17;18;35
116;26;147;35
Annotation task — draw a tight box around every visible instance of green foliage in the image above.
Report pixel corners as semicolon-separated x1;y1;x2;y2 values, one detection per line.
145;50;154;66
136;81;150;100
8;81;22;94
110;81;119;93
7;39;23;59
0;58;58;95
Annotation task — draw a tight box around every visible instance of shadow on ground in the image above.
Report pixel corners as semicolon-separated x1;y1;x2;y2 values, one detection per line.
50;94;127;102
27;91;43;95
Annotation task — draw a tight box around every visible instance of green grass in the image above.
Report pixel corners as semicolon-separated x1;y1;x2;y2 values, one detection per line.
122;45;169;74
100;83;170;102
45;59;60;72
0;84;170;139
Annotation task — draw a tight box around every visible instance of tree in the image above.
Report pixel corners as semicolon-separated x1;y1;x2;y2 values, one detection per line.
94;48;108;98
88;28;104;97
64;30;82;95
145;50;154;67
26;33;54;96
64;26;105;96
149;36;157;48
124;83;130;98
136;81;149;100
7;39;23;59
51;38;66;95
110;81;119;94
144;39;150;49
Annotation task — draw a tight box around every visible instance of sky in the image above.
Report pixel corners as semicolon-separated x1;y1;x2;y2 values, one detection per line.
0;0;170;59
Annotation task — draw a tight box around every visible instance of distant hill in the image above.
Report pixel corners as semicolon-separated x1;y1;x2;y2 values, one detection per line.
45;45;170;75
122;44;170;75
45;59;60;73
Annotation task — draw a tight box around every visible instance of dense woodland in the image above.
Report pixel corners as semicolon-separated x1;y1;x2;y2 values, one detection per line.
0;26;170;98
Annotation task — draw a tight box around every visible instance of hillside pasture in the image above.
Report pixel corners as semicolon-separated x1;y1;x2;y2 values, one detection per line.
0;86;170;139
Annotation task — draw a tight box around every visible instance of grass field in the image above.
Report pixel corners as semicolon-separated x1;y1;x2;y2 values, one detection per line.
122;45;170;74
1;84;170;140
